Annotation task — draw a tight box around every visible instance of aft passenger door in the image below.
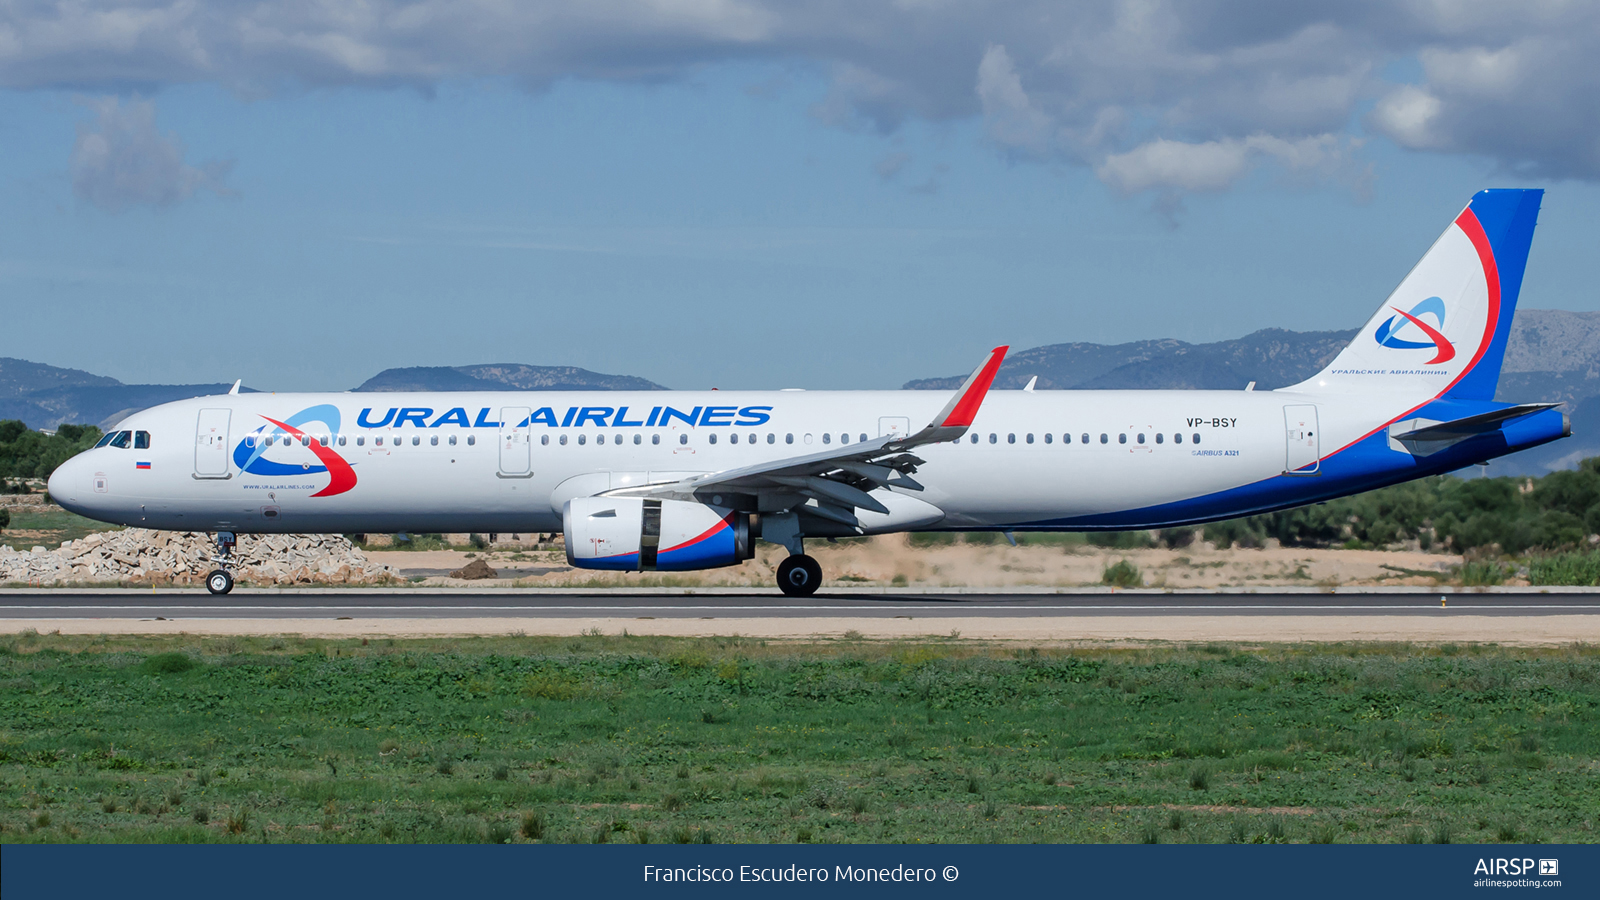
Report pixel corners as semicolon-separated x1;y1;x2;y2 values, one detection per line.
1284;405;1320;475
499;407;532;476
194;409;231;478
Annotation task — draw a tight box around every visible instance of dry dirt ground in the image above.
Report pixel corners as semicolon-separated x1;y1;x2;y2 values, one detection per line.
366;536;1465;590
7;615;1598;646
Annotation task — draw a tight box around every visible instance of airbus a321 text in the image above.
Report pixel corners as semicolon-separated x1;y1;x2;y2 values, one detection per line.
49;190;1567;596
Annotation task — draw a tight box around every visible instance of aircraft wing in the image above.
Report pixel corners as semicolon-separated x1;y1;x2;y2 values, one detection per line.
605;346;1008;521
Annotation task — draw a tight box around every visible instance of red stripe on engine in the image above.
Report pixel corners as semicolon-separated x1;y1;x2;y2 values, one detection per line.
660;512;733;554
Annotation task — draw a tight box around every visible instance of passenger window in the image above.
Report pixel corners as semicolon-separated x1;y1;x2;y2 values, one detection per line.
989;433;997;444
429;435;438;446
823;433;831;445
1137;433;1145;444
709;434;718;445
357;437;365;446
339;435;347;446
970;434;978;444
679;434;688;445
633;434;641;445
785;434;793;444
1156;433;1164;444
1174;433;1183;444
449;435;457;446
1118;433;1127;444
134;431;151;449
302;436;311;447
768;433;775;444
467;435;475;446
560;435;568;446
1083;434;1090;444
578;434;587;446
412;436;421;446
598;434;607;445
652;434;660;445
859;434;867;443
839;433;848;444
804;433;813;445
1099;433;1108;444
1026;433;1034;444
376;437;384;446
1193;433;1201;444
540;434;548;446
322;436;332;447
1044;433;1052;444
245;435;256;448
1007;433;1015;444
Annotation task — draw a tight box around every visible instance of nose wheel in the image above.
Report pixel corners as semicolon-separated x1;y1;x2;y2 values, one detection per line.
205;531;237;595
776;554;822;597
206;569;234;595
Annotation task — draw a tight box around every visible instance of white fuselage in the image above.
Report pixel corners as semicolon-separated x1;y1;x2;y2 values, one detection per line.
48;388;1369;535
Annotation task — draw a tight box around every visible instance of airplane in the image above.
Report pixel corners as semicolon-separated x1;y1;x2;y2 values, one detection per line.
48;189;1566;597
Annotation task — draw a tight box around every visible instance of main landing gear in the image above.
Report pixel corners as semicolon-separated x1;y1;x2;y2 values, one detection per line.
205;531;237;596
776;554;822;597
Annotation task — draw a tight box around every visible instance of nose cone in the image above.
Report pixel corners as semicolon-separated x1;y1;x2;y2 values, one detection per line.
47;453;92;517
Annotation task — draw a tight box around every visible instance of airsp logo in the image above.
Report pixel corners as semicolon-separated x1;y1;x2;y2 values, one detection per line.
1473;858;1554;876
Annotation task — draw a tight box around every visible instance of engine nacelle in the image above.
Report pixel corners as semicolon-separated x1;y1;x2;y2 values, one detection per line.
564;496;753;571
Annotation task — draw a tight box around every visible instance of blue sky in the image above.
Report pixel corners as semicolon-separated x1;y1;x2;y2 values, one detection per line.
3;3;1599;391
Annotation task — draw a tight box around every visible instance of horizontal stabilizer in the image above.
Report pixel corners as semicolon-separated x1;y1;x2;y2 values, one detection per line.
1389;403;1562;456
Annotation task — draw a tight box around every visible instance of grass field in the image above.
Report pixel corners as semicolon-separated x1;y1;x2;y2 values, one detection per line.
0;633;1595;845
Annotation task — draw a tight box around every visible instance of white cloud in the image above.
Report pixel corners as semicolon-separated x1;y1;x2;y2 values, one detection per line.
976;44;1051;156
5;1;1600;195
70;97;233;212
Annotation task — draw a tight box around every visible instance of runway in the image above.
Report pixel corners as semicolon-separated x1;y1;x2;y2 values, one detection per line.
3;589;1599;619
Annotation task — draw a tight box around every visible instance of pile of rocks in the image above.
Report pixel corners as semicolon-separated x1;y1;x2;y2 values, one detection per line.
0;530;395;586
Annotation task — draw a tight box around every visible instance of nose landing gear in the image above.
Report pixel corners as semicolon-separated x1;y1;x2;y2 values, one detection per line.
776;554;822;597
205;531;237;596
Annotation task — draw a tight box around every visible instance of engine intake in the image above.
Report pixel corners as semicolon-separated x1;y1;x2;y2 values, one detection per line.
564;497;753;571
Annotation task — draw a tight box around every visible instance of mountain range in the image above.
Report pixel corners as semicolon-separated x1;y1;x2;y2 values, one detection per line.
5;308;1599;476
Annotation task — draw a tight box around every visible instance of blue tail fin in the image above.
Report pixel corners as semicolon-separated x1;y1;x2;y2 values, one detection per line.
1292;189;1542;403
1444;189;1542;400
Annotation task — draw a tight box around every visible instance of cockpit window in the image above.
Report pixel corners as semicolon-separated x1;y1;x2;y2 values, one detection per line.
134;431;151;449
94;433;116;448
107;431;132;449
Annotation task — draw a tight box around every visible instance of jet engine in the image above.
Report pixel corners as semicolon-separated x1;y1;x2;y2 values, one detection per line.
564;496;753;571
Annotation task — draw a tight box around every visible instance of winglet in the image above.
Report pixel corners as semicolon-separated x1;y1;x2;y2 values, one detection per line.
892;346;1008;447
228;379;242;395
935;345;1008;428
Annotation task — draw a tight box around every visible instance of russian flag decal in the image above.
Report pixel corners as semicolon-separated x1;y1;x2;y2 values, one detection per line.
135;461;152;470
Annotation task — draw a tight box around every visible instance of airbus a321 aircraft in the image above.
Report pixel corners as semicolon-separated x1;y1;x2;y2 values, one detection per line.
49;189;1566;596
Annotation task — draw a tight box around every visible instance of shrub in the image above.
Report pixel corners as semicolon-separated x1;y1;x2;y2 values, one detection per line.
1102;559;1142;588
139;652;196;675
1457;561;1507;586
520;811;545;840
1187;765;1210;791
1088;530;1154;549
1527;551;1600;586
0;508;9;531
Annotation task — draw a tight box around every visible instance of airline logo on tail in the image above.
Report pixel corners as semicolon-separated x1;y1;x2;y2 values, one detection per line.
1374;296;1456;365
